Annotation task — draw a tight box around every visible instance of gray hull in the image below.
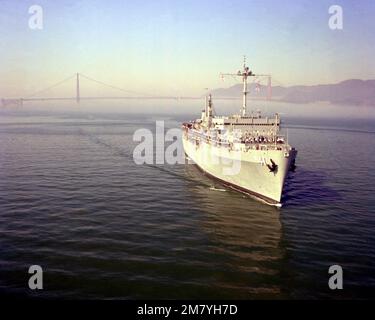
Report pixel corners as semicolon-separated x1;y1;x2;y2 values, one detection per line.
183;136;297;206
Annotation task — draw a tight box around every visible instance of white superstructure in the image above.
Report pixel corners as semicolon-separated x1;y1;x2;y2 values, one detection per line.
182;60;297;206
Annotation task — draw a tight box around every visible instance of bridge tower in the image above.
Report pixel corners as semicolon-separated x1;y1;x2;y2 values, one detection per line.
76;73;80;103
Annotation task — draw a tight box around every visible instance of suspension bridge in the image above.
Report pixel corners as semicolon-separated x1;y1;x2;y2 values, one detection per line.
1;72;274;107
0;73;238;107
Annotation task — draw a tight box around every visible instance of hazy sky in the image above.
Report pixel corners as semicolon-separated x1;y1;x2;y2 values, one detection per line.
1;0;375;98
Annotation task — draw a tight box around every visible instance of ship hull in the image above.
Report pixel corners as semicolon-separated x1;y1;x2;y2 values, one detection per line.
183;135;297;206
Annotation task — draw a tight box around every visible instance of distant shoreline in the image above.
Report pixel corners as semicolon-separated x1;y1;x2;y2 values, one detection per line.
210;79;375;107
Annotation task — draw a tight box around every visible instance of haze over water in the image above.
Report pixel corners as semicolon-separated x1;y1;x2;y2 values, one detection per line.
0;101;374;299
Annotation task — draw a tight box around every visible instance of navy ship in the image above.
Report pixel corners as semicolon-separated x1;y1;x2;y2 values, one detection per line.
182;60;297;206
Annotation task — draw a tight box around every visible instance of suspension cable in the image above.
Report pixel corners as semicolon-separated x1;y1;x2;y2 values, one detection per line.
79;73;154;97
24;74;77;98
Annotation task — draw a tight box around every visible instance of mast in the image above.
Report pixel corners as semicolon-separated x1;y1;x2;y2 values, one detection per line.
207;94;213;128
221;57;270;117
242;57;249;116
204;88;210;118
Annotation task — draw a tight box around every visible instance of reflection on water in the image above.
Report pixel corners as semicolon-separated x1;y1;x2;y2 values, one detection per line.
184;164;287;298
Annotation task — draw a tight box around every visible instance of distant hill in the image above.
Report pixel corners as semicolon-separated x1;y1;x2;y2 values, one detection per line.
210;79;375;106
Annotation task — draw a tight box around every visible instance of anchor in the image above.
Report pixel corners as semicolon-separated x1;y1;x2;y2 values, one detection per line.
267;159;278;173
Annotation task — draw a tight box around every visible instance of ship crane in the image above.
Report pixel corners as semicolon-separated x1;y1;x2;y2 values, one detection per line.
220;56;271;117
